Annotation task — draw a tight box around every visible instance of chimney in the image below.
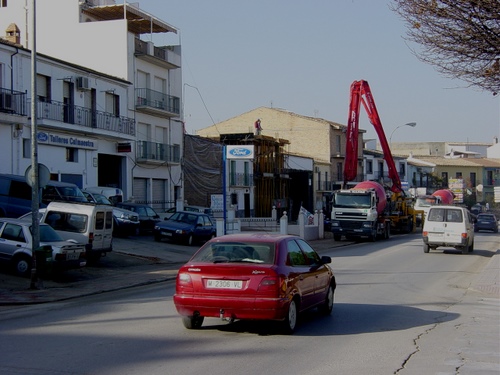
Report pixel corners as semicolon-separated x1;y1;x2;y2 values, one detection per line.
5;23;20;45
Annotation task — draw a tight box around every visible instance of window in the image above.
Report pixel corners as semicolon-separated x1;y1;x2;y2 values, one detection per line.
286;240;307;266
0;1;8;8
105;92;119;116
428;208;445;222
66;148;78;162
470;172;476;187
22;139;31;158
336;135;342;153
399;163;405;176
366;160;373;174
441;172;448;188
1;224;25;242
455;172;462;179
297;239;321;265
336;162;342;181
230;160;236;185
36;74;51;102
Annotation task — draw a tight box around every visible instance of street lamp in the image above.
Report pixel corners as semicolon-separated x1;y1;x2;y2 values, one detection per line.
389;122;417;146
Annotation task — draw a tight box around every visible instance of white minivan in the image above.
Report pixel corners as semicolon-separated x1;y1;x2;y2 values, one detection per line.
422;205;474;254
41;201;113;262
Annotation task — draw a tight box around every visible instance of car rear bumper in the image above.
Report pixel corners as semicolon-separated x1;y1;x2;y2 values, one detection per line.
173;294;289;321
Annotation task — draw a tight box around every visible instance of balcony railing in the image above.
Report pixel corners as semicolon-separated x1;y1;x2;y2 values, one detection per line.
135;88;180;117
28;99;135;136
134;39;181;69
229;173;254;187
136;140;180;163
0;88;27;116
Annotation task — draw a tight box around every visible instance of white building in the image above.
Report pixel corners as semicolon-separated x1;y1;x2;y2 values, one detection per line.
0;0;183;210
0;39;132;188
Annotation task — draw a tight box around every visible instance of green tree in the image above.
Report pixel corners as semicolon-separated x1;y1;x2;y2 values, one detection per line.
391;0;500;94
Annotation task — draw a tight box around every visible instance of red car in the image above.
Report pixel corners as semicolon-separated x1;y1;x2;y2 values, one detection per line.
173;233;336;334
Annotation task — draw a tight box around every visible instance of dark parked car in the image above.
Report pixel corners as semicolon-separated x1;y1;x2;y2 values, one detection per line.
0;218;86;277
154;211;216;245
474;213;498;233
173;233;336;334
82;191;140;237
115;202;161;234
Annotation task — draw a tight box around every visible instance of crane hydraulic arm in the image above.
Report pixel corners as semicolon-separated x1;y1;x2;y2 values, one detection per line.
343;80;402;193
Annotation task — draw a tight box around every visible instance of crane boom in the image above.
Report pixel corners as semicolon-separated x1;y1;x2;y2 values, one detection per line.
344;80;402;193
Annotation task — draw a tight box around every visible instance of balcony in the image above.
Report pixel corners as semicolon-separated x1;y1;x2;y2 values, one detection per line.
136;140;180;164
28;100;135;137
0;88;27;116
229;173;254;187
134;39;181;69
135;88;180;117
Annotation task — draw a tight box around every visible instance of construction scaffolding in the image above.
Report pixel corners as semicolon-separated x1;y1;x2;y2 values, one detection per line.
219;133;290;217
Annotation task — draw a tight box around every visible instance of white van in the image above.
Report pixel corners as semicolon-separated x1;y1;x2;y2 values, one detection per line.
41;201;113;261
422;205;474;254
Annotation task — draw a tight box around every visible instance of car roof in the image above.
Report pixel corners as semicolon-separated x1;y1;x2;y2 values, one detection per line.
210;233;299;243
0;217;49;226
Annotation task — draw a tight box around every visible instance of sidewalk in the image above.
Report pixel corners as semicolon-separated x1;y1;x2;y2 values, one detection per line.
0;235;498;306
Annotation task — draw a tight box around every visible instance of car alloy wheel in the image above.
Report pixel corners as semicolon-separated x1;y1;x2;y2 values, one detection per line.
282;299;298;334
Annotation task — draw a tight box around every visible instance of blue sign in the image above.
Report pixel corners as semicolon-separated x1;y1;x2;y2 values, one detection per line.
226;145;254;159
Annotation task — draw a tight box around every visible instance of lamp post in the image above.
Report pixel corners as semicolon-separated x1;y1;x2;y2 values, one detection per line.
389;122;417;147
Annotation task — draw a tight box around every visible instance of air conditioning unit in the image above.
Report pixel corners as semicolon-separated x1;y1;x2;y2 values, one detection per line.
0;93;14;111
76;77;90;91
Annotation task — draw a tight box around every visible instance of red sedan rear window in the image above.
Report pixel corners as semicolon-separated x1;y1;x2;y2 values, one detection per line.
191;242;275;264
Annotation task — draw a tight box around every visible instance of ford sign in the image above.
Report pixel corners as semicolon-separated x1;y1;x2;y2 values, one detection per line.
37;132;49;142
226;145;254;159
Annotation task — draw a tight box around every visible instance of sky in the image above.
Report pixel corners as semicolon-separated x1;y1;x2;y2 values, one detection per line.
135;0;500;144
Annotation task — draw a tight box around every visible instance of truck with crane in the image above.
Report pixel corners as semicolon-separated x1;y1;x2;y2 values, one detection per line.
414;189;455;225
330;80;419;241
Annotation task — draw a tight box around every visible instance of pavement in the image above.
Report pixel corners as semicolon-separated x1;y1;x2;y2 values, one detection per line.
0;232;498;306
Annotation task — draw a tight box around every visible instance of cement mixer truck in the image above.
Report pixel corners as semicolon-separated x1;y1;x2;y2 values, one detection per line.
331;181;392;241
330;80;418;241
414;189;455;224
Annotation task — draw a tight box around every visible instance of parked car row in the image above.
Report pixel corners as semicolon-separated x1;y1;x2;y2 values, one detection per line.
0;218;86;277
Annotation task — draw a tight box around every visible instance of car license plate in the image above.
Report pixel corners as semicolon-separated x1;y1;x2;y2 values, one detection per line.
206;279;243;289
66;252;79;260
161;231;172;236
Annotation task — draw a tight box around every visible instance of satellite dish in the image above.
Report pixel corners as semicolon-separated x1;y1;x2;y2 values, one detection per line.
25;164;51;188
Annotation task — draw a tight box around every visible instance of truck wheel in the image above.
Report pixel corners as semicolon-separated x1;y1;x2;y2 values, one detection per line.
333;234;341;241
423;244;430;253
385;226;391;239
370;231;377;242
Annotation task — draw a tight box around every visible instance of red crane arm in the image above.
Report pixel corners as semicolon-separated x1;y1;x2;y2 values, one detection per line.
343;80;402;193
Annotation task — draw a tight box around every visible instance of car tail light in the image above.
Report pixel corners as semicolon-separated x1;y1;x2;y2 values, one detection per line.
177;272;193;289
423;231;428;236
461;232;468;239
89;232;94;244
257;276;280;293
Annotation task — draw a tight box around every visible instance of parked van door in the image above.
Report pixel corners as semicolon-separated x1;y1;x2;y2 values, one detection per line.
42;202;113;261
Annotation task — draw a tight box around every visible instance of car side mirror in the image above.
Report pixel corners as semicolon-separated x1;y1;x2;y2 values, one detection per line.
321;255;332;264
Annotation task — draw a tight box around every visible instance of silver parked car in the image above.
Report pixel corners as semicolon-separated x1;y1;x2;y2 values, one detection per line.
82;191;140;237
0;218;86;277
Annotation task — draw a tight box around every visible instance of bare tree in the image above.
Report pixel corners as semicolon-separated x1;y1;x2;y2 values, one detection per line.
391;0;500;94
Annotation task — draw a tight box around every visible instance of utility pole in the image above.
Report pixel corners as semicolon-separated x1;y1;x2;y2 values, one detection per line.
29;0;40;290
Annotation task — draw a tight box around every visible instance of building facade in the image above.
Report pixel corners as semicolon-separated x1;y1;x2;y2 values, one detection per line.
0;0;183;211
0;39;133;189
196;107;365;214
